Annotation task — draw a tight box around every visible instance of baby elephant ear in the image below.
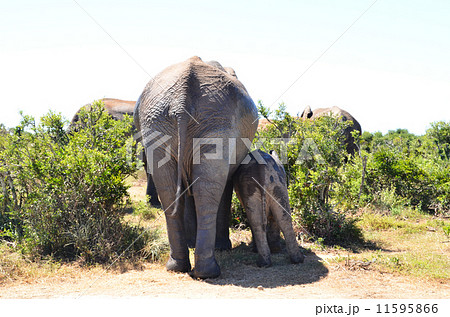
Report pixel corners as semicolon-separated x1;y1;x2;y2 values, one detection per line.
269;150;280;160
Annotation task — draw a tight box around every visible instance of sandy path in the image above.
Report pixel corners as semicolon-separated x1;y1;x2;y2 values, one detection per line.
1;251;448;299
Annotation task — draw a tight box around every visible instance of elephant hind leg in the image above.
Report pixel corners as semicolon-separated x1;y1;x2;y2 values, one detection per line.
191;164;230;279
184;194;196;249
215;181;233;251
146;173;161;207
151;159;190;273
269;199;304;264
142;150;161;207
245;191;272;267
266;214;282;253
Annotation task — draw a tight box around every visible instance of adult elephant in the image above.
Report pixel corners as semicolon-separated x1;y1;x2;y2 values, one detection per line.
300;106;362;155
134;56;258;278
69;98;135;129
69;98;161;207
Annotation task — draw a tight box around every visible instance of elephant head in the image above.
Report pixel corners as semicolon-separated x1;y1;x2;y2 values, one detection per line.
300;106;362;155
300;105;313;119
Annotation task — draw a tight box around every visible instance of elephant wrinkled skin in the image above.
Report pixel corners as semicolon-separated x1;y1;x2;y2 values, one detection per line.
134;56;258;278
233;150;304;267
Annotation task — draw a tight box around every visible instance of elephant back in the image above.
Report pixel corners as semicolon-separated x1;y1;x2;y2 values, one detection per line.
69;98;136;133
136;56;258;152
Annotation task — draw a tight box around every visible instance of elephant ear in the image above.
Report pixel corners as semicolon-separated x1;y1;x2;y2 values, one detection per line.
205;60;226;72
269;150;287;176
269;150;282;164
269;150;279;159
301;105;313;119
224;67;238;79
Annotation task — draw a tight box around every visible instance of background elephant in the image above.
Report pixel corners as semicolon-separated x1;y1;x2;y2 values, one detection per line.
69;98;161;207
69;98;135;130
300;106;362;155
233;149;304;267
134;56;258;278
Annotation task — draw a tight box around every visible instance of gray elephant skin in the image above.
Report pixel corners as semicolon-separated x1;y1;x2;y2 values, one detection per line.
69;98;161;207
233;149;304;267
134;56;258;278
301;106;362;155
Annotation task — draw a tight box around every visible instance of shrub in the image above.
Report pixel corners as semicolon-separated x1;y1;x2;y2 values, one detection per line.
132;201;159;221
253;105;450;243
0;101;147;263
256;102;363;246
427;121;450;160
338;123;450;214
141;228;169;262
369;148;433;209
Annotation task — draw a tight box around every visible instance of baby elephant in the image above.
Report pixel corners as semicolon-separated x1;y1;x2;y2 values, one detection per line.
233;149;304;267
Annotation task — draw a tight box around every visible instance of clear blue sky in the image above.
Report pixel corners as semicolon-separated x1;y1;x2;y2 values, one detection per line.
1;0;449;134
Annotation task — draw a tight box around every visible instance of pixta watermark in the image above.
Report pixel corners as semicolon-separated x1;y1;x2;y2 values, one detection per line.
128;129;324;172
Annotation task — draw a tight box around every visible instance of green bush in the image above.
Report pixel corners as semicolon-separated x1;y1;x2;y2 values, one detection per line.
0;101;148;263
428;121;450;160
256;102;363;246
337;123;450;214
252;103;450;244
368;148;433;209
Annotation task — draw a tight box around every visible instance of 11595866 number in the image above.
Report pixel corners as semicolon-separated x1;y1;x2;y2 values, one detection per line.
377;304;439;314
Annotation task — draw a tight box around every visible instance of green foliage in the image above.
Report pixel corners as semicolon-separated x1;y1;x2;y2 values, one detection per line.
368;148;432;209
249;103;450;245
443;225;450;238
297;207;363;245
427;121;450;160
256;102;363;246
0;101;148;263
133;201;159;221
337;122;450;214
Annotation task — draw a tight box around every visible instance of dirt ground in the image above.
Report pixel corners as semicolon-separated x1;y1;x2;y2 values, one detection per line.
1;248;448;299
1;178;448;299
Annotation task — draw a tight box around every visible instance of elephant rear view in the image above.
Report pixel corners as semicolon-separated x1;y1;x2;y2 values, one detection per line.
134;56;258;278
233;150;304;267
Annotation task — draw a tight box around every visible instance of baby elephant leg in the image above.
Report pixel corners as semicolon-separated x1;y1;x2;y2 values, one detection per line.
266;214;282;253
245;193;272;267
270;199;304;264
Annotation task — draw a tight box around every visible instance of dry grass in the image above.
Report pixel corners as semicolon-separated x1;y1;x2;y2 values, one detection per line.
0;243;88;285
337;209;450;281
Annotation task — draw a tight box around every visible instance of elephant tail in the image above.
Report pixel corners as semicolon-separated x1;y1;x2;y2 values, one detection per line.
133;95;142;141
261;182;268;233
171;116;189;218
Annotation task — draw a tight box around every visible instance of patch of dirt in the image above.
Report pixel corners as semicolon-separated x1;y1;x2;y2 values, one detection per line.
1;249;448;299
2;177;447;299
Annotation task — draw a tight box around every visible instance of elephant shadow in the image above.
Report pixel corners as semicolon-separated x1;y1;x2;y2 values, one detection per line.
204;243;329;288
